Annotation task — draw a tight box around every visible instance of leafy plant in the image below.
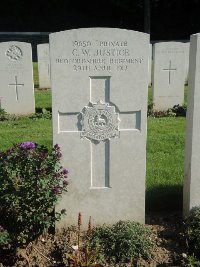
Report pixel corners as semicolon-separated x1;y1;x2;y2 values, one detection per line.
150;109;176;118
0;111;26;122
29;108;52;120
186;254;200;266
0;106;7;121
171;104;187;117
147;99;154;117
147;101;187;118
0;225;11;246
88;220;155;264
0;142;68;247
183;208;200;259
147;99;177;118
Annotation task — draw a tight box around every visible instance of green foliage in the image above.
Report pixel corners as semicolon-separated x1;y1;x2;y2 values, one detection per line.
186;255;200;266
0;226;11;246
147;86;187;118
147;99;154;117
0;113;29;122
147;99;177;118
0;109;52;122
0;106;7;121
0;142;68;247
88;221;155;264
29;108;52;120
0;107;6;115
171;252;200;267
147;101;187;118
148;108;176;118
183;208;200;259
171;104;187;117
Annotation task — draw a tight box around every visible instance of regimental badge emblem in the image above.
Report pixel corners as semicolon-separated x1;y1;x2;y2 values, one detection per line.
6;45;23;61
81;100;120;142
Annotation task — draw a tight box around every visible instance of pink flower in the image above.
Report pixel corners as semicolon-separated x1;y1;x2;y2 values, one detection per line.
52;185;61;194
63;179;68;187
20;141;36;149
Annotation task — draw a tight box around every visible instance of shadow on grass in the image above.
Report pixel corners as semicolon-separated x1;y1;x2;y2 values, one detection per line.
35;107;52;113
146;184;183;212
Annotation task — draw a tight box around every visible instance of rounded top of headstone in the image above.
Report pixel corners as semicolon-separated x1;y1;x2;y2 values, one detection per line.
50;27;149;40
154;41;187;48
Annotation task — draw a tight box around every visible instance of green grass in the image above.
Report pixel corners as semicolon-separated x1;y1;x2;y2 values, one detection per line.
146;117;186;211
33;62;39;88
147;85;186;210
0;118;52;151
0;112;185;211
0;67;188;211
35;90;52;110
0;88;53;151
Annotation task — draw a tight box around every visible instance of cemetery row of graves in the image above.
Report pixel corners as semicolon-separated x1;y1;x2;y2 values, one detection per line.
0;29;200;265
0;40;190;115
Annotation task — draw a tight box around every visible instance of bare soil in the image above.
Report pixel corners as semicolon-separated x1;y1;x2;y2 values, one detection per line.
0;212;189;267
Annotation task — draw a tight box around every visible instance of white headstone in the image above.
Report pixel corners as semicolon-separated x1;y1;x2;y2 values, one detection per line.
184;34;200;217
152;42;185;110
50;28;149;227
0;41;35;114
184;42;190;85
148;44;152;86
37;44;51;89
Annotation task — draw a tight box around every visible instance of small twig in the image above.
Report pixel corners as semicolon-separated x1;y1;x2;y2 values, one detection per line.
32;245;55;264
78;212;82;248
87;216;92;236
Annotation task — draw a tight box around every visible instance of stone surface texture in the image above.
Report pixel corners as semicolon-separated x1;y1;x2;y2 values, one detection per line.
152;42;185;110
50;28;149;228
148;44;152;85
184;42;190;85
0;41;35;114
37;43;51;88
184;34;200;217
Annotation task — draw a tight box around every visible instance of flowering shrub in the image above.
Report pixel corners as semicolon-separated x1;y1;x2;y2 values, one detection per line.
0;142;68;247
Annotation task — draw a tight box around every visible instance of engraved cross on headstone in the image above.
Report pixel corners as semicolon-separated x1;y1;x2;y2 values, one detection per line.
162;60;177;85
8;75;24;101
58;76;141;188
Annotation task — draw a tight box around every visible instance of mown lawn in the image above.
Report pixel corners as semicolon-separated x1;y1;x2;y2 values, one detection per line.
0;117;52;151
146;116;186;211
0;64;187;211
35;89;52;110
33;62;39;88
